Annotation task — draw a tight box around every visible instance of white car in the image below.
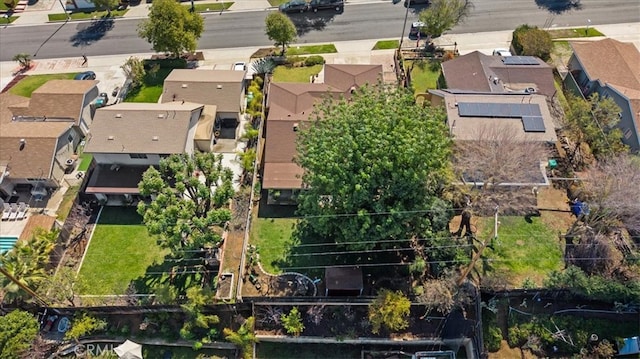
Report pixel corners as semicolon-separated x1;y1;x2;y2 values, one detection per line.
233;62;246;71
493;48;513;56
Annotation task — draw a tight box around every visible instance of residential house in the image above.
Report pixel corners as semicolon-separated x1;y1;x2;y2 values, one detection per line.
429;89;558;185
441;51;556;97
262;64;382;201
567;38;640;152
82;101;207;203
0;93;81;201
162;69;246;136
7;79;99;135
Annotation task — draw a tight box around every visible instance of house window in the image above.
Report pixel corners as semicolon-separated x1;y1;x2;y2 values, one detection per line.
129;154;148;159
624;128;632;140
159;154;171;159
67;134;74;143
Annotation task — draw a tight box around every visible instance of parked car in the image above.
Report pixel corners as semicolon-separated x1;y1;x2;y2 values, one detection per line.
493;48;513;56
308;0;343;12
74;71;96;80
409;22;429;38
233;62;246;71
94;92;109;108
279;0;308;13
404;0;429;6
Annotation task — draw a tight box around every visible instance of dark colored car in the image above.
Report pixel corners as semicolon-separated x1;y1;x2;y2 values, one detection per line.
279;0;308;13
404;0;429;6
308;0;343;12
74;71;96;80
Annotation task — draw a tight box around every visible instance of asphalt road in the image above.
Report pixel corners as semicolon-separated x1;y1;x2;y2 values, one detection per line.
0;0;638;61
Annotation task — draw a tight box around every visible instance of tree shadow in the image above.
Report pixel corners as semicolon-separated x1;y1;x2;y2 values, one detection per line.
27;0;38;5
288;11;341;36
70;16;115;47
534;0;582;14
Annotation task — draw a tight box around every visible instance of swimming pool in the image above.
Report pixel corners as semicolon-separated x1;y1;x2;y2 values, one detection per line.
0;237;18;253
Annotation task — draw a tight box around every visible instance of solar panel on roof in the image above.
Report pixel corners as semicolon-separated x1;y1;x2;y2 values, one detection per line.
458;102;542;118
503;56;540;65
522;116;546;132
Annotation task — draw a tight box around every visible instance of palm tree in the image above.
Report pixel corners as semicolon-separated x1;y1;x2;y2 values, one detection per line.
223;316;258;359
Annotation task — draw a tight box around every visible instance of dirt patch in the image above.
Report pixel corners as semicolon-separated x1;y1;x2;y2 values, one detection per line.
489;340;537;359
536;187;574;234
251;47;278;59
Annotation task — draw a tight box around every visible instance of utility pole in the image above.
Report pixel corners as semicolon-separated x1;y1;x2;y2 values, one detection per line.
399;0;411;48
457;206;499;286
0;266;49;307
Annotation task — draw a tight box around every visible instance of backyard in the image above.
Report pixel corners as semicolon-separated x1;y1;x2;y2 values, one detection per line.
77;207;167;295
8;73;77;97
478;215;563;288
249;216;297;274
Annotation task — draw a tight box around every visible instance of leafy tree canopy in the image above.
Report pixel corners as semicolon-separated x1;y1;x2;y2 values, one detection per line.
138;153;235;253
565;93;627;158
137;0;204;57
121;57;146;88
511;24;553;60
295;84;452;250
224;317;257;359
90;0;118;13
0;310;38;359
418;0;471;38
265;12;297;55
368;289;411;334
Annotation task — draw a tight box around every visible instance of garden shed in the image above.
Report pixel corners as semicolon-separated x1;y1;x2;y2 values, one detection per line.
324;266;363;296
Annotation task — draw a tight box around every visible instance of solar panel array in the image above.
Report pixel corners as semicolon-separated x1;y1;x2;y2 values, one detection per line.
457;102;541;118
503;56;540;65
457;102;546;133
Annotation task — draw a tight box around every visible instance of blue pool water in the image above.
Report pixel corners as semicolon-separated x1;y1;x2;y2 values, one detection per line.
0;237;18;253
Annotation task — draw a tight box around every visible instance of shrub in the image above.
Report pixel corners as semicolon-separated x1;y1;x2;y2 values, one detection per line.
304;55;325;66
284;55;304;66
143;58;187;70
281;307;305;336
486;326;503;352
511;24;552;60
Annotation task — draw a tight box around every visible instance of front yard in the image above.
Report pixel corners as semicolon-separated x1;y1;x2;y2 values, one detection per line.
48;9;128;21
406;60;441;94
124;68;173;103
78;207;167;295
272;65;322;83
8;73;77;97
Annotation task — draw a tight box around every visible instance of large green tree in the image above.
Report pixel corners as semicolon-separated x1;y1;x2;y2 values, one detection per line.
295;84;452;250
565;93;626;159
0;310;39;359
0;228;58;303
138;153;235;253
265;12;297;55
418;0;471;38
511;24;553;60
137;0;204;57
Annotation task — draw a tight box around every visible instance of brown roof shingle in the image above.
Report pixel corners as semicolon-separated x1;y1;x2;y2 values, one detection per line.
8;80;98;123
441;51;556;97
162;69;244;113
570;39;640;91
262;64;383;189
84;102;203;154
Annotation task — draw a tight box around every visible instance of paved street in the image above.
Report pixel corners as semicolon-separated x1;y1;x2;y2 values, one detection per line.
0;0;638;61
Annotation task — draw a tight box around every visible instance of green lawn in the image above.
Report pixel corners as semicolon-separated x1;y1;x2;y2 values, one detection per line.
373;40;399;50
78;207;167;295
48;9;128;21
272;64;322;83
182;2;233;12
479;216;563;287
124;68;173;103
286;44;337;55
8;73;77;97
0;16;18;24
547;27;604;39
407;60;440;94
250;217;297;274
77;153;93;171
